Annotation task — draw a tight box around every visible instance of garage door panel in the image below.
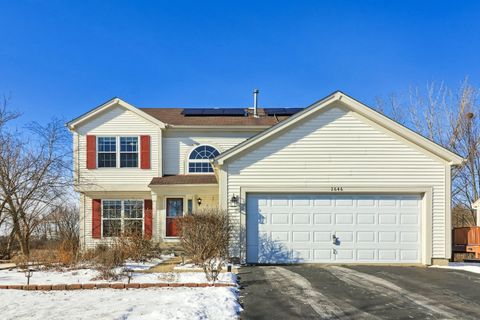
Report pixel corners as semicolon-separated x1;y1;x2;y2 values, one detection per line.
314;214;332;224
357;214;376;224
335;213;354;224
314;231;332;242
292;214;311;224
247;194;422;264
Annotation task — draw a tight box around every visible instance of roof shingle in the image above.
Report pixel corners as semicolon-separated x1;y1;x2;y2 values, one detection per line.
140;108;292;126
149;175;218;185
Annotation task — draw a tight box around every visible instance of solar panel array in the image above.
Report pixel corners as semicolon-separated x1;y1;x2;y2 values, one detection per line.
182;108;247;116
263;108;304;116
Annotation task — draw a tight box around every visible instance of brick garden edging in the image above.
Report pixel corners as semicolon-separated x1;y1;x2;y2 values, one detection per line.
0;282;236;291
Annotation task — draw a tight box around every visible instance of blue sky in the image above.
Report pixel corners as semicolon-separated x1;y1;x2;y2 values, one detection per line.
0;1;479;125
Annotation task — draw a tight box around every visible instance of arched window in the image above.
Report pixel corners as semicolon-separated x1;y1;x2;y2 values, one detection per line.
188;145;220;173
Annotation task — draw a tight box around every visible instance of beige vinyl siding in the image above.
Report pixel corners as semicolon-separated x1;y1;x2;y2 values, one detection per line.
226;105;448;259
163;130;259;175
75;105;161;190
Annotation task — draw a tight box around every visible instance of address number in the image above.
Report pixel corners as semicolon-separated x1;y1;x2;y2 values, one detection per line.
331;187;343;192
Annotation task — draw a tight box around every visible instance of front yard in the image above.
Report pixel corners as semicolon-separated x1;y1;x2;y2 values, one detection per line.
1;287;240;320
0;255;241;320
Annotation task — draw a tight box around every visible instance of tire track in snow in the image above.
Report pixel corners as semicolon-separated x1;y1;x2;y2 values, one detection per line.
264;266;378;320
326;266;463;319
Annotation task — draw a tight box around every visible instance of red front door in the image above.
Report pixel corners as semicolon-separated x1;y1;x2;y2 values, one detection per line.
166;198;183;237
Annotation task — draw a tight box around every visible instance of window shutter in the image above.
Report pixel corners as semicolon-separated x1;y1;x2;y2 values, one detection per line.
140;135;151;169
92;199;101;239
144;199;153;240
86;135;96;169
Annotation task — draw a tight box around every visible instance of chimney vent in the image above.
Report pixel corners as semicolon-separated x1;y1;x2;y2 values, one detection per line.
253;89;259;118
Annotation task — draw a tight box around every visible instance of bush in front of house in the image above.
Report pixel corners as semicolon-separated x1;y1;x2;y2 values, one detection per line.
178;208;231;282
84;233;162;280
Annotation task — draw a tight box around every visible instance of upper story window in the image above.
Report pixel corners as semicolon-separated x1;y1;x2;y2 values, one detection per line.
188;145;220;173
120;137;139;168
98;137;117;168
97;136;138;168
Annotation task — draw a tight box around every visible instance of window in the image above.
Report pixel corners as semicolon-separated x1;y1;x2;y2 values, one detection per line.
188;145;219;173
120;137;138;168
98;137;117;168
102;200;122;236
187;199;193;214
97;136;139;168
102;200;143;237
123;200;143;235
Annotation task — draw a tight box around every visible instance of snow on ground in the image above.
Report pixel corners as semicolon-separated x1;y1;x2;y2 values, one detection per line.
124;255;174;271
174;263;241;272
0;254;236;285
0;287;241;320
430;262;480;274
0;267;236;285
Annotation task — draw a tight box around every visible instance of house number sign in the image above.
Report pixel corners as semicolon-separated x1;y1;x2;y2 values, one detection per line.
330;187;344;192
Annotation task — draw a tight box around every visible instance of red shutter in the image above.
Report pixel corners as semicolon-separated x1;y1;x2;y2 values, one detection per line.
86;135;96;169
92;199;101;239
140;135;151;169
144;199;153;240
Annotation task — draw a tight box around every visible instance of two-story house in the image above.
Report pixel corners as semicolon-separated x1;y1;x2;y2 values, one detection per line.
67;91;463;265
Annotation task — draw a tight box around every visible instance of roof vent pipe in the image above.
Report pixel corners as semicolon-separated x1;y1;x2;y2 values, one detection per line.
253;89;259;118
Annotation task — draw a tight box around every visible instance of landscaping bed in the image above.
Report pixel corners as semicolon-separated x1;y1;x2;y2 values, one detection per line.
0;256;236;288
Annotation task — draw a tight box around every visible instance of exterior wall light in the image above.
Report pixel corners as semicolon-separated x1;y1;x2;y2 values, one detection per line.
230;195;239;206
197;197;202;206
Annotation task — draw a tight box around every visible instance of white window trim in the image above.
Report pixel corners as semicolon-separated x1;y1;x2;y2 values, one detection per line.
101;199;144;238
96;136;141;169
187;144;219;174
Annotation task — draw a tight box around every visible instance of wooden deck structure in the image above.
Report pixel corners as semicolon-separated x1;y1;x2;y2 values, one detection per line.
452;227;480;259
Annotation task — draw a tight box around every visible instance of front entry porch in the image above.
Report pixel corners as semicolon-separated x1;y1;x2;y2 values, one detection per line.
149;175;219;241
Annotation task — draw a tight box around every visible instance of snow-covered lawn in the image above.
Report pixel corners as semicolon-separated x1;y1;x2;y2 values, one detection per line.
430;262;480;274
0;267;235;285
0;256;236;285
0;287;241;320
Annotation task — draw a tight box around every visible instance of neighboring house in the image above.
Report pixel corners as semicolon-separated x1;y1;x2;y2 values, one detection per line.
67;91;463;265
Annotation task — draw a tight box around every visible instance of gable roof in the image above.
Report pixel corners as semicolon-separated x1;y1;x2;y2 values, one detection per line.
214;91;464;166
66;98;166;130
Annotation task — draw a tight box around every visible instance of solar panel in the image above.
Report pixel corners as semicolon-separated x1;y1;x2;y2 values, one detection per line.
201;109;223;116
182;108;247;116
223;108;246;116
182;109;204;116
264;108;304;116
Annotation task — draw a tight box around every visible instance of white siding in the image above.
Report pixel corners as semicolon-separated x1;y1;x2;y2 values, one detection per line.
163;130;259;175
75;105;161;190
226;105;448;259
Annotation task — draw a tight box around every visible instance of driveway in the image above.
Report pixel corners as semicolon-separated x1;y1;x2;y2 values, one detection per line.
238;265;480;319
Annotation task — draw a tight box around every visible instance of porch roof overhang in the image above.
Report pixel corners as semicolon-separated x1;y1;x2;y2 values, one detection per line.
148;175;218;187
148;175;218;197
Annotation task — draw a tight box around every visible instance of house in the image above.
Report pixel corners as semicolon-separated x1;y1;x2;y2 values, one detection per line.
67;91;463;265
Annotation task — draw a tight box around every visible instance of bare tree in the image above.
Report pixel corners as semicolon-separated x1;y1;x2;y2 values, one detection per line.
377;79;479;226
0;97;72;256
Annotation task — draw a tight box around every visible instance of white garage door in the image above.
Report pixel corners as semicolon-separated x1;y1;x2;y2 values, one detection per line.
246;194;422;264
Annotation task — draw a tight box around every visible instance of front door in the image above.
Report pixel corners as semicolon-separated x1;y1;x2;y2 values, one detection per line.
166;198;183;237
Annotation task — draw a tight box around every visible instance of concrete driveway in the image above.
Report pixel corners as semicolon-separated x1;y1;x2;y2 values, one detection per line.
238;265;480;319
